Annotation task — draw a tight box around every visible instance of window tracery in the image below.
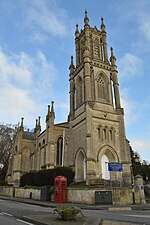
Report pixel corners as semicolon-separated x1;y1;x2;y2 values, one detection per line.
96;73;109;102
97;125;115;143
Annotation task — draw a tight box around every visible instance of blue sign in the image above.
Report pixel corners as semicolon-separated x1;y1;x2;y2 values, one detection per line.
108;162;123;172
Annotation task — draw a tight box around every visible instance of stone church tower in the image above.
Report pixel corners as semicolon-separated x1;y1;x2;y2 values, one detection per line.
7;12;131;186
67;11;131;183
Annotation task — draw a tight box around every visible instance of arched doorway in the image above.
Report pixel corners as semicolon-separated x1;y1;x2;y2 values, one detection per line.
97;145;119;180
75;149;86;182
101;154;110;180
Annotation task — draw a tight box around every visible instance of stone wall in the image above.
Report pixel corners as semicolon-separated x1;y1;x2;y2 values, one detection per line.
112;188;133;205
0;186;144;205
0;186;13;197
68;188;143;205
68;188;95;204
14;188;41;200
0;186;41;200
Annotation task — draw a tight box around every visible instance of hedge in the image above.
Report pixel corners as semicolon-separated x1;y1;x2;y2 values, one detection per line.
20;167;75;187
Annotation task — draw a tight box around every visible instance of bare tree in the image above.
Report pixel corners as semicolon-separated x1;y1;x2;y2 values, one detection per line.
0;124;16;179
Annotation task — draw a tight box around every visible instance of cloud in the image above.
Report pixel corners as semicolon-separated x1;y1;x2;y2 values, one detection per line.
0;49;33;85
120;86;150;128
31;50;58;102
118;53;143;79
131;1;150;45
0;47;59;128
55;99;69;124
0;85;38;124
139;19;150;44
25;0;68;39
130;139;150;162
120;88;139;126
117;1;150;52
31;32;48;44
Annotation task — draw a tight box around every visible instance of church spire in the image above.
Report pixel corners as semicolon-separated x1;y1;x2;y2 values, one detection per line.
75;23;80;67
101;17;106;32
75;23;79;38
110;47;116;66
19;117;24;131
69;56;75;120
69;56;75;70
110;47;121;109
34;119;38;132
51;101;54;113
46;101;55;122
38;116;41;127
100;17;109;63
37;116;41;131
36;119;38;127
83;10;91;102
84;10;89;26
51;101;55;119
21;117;24;127
48;104;50;114
46;104;51;122
34;116;41;135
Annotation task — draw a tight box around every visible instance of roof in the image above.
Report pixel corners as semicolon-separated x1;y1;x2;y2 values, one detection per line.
22;131;34;140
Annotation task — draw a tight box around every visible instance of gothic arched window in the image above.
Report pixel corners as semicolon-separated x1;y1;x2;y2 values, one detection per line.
103;128;107;140
76;76;82;108
109;130;113;140
56;137;63;166
93;38;100;59
98;127;100;139
43;139;46;164
97;74;109;102
80;41;84;63
100;39;103;60
98;77;105;99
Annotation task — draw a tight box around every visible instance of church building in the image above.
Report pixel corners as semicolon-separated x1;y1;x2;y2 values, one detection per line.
7;12;131;186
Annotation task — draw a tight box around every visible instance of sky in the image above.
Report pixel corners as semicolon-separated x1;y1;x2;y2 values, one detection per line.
0;0;149;163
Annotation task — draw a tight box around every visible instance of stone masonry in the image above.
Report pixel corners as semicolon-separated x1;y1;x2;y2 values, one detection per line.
7;12;131;187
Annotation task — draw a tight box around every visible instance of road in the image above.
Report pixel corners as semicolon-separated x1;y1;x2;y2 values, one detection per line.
0;198;51;225
0;212;35;225
83;209;150;224
0;198;150;224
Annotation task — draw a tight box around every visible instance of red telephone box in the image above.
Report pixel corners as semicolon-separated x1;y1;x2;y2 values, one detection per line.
54;176;68;203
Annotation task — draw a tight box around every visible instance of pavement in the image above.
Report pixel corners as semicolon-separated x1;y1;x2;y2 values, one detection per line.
1;195;150;225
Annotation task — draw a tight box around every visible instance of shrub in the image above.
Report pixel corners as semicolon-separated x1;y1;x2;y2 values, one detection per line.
24;185;40;189
20;172;35;187
0;179;7;186
54;206;84;220
69;181;89;188
20;167;75;187
50;167;75;186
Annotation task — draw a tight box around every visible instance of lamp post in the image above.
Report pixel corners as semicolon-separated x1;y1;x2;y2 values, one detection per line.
130;165;135;204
